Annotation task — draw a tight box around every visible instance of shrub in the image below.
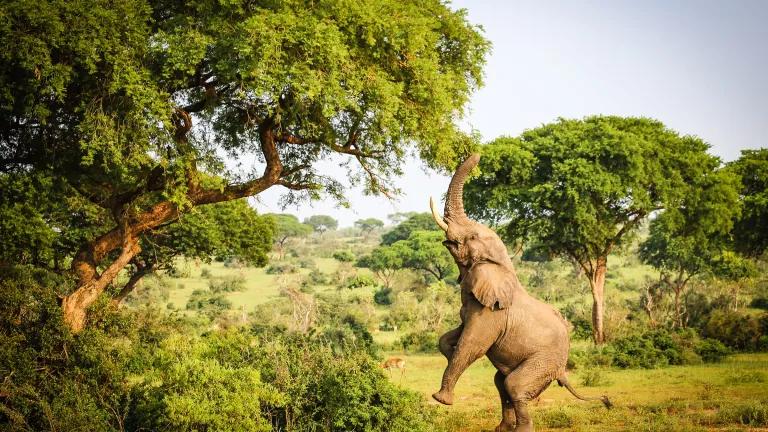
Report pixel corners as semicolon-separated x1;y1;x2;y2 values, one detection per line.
265;262;298;274
308;268;328;285
374;287;393;305
333;250;356;262
200;267;212;278
186;289;232;318
208;275;247;293
399;331;438;353
703;309;768;351
297;257;316;269
346;274;377;289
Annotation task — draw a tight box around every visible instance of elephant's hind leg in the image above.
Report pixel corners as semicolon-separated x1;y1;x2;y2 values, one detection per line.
493;371;515;432
503;360;555;432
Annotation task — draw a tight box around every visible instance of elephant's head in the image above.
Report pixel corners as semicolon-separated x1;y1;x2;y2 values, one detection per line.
430;154;515;278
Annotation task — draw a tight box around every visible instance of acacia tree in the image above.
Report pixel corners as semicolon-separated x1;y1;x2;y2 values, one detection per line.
0;0;488;331
268;214;312;259
639;169;741;327
304;215;338;235
354;218;384;237
465;116;720;344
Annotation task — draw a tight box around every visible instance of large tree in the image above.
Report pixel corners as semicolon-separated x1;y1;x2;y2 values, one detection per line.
380;213;438;245
0;0;488;331
465;116;720;343
726;149;768;258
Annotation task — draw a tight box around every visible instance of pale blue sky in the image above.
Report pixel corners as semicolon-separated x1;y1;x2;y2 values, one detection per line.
252;0;768;226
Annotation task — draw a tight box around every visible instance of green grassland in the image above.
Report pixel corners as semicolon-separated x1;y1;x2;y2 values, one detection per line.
383;353;768;431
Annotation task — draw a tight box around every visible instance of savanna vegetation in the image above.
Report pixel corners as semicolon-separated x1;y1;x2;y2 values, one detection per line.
1;0;767;431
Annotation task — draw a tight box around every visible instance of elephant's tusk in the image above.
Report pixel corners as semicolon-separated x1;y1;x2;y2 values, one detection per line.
430;197;449;232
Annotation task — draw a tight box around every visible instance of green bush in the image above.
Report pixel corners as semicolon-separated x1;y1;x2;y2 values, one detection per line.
538;407;574;428
200;267;212;278
572;328;731;369
185;289;232;318
704;309;768;351
333;250;356;262
346;274;377;289
374;287;393;305
208;275;247;293
399;331;439;353
751;297;768;310
0;267;437;432
265;262;298;274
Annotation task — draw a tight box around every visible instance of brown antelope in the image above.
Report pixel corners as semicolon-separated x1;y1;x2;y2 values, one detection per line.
382;357;406;380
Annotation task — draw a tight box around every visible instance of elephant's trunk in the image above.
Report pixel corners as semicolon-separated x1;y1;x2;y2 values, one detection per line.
444;153;480;224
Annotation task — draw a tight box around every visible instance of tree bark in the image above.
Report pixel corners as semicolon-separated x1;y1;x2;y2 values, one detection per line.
587;257;608;345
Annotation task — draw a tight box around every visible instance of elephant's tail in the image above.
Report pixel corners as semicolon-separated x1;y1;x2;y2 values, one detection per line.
556;375;612;409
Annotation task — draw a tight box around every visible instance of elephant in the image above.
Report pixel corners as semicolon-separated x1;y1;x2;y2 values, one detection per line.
429;153;611;432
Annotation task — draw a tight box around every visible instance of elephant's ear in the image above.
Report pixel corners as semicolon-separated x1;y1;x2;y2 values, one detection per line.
463;263;516;309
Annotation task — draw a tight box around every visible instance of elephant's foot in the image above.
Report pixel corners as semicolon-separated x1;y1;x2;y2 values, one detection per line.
431;390;454;405
494;421;515;432
513;422;534;432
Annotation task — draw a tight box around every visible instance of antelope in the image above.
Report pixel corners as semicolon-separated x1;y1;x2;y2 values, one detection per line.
382;357;406;380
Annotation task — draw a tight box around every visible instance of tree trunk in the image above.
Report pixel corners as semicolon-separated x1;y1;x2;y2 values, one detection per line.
588;257;608;345
62;237;141;332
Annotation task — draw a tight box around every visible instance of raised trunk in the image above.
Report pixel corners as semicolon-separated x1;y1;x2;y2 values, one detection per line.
443;153;479;223
588;257;607;345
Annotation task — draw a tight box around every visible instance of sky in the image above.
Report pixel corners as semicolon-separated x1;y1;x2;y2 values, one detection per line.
251;0;768;227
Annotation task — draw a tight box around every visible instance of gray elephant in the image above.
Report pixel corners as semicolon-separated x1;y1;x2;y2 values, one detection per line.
429;154;611;432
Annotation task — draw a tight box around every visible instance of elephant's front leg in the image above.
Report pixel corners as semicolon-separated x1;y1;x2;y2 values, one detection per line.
438;325;463;360
432;308;497;405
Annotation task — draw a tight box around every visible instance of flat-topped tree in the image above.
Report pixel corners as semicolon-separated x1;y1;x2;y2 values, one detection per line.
465;116;720;344
304;215;338;235
268;214;313;259
0;0;489;331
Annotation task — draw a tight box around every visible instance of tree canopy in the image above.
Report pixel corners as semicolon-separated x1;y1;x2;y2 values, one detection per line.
465;116;722;343
0;0;489;330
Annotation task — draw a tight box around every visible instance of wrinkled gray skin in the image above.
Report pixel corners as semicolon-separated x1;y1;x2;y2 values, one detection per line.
430;154;611;432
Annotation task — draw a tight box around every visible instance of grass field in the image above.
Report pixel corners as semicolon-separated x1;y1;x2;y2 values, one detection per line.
381;352;768;431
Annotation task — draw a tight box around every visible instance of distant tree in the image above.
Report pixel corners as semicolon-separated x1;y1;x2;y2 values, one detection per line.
113;199;275;305
639;168;742;327
380;213;438;245
268;214;313;259
465;116;723;343
354;218;384;236
357;246;404;289
304;215;338;234
0;0;488;331
392;231;456;282
387;212;418;225
726;149;768;258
